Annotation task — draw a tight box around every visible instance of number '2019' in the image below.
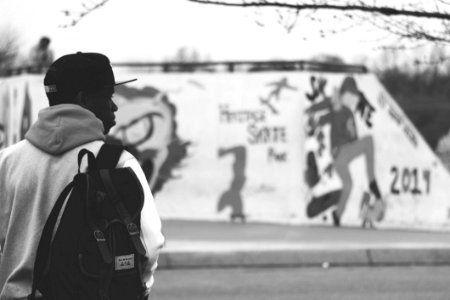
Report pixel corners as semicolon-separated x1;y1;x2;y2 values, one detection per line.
390;167;431;195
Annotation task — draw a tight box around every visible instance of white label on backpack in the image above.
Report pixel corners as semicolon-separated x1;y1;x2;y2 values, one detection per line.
115;254;135;271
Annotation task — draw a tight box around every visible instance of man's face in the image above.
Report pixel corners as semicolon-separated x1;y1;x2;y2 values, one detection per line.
84;87;117;134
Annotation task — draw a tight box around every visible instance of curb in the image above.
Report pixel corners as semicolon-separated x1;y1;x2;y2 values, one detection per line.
158;247;450;269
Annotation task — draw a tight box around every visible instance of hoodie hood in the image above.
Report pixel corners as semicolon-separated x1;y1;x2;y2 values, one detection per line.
25;104;105;155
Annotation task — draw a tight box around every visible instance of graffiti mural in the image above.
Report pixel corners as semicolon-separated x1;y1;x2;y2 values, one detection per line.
304;76;386;228
0;91;8;148
1;72;450;230
110;85;190;194
217;75;297;222
0;81;34;149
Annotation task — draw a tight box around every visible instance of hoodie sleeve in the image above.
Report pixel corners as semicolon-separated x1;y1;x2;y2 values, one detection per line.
120;153;165;291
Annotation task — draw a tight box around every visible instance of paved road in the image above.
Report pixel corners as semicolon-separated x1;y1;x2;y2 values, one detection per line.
160;220;450;269
162;220;450;249
151;266;450;300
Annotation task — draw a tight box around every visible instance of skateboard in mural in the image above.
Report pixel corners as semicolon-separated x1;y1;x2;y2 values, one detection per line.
306;175;386;228
306;190;341;219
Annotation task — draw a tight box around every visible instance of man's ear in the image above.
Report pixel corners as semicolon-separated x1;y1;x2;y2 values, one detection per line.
75;91;89;108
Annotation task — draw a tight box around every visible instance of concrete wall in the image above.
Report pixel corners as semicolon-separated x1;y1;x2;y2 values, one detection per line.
1;71;450;230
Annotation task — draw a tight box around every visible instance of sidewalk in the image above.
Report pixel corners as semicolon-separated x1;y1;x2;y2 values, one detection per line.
158;220;450;269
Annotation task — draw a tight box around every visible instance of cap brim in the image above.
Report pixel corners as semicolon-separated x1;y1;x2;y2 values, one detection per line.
109;78;137;87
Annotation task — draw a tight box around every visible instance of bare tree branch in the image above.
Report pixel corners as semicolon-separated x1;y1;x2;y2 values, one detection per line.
183;0;450;48
58;0;450;52
60;0;111;28
185;0;450;20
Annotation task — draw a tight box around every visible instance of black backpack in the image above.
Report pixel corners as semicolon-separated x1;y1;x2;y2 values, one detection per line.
28;144;148;300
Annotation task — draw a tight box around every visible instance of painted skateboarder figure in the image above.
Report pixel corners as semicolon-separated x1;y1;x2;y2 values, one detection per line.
306;77;386;227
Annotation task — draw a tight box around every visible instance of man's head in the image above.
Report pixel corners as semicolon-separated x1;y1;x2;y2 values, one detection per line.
39;37;51;49
44;52;136;133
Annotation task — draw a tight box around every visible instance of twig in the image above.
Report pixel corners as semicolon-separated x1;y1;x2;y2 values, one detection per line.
60;0;111;28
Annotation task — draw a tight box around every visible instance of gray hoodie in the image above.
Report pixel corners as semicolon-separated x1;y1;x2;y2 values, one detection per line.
0;104;164;299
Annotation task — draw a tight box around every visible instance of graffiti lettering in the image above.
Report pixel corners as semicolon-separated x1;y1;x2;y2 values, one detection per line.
268;147;287;162
219;105;266;124
305;76;327;103
355;93;375;128
382;99;418;148
403;126;418;147
247;124;287;144
377;93;387;108
390;166;431;195
388;107;403;125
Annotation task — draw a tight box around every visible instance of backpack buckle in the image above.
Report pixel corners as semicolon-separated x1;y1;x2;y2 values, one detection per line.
126;223;139;236
94;230;106;242
93;230;112;263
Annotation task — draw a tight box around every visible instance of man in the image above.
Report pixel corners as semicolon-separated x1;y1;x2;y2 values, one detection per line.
0;52;165;299
29;36;54;69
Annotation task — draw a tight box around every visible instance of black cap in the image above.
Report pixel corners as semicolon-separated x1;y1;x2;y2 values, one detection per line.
44;52;136;100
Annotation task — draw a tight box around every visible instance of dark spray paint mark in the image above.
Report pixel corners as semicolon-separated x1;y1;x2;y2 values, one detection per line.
21;84;32;139
217;146;247;222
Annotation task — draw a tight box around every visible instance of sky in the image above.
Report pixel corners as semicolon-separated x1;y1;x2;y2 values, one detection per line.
0;0;433;67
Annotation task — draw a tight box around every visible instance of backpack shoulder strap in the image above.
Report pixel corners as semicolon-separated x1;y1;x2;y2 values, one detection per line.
96;143;125;169
29;181;75;300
